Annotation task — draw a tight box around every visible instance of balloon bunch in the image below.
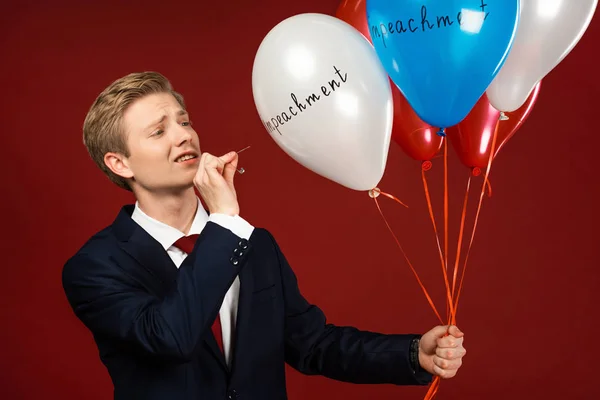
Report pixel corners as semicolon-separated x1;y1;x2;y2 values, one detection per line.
251;1;597;397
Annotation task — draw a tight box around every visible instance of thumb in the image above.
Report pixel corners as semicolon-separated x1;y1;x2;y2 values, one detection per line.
429;325;451;339
219;151;237;164
448;325;464;338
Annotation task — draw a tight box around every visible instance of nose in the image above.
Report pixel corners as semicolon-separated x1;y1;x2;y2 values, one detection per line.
174;124;193;146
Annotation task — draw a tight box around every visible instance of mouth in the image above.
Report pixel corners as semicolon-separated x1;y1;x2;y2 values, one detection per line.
174;153;198;163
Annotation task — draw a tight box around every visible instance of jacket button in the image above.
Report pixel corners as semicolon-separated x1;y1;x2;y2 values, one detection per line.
230;257;239;266
238;239;249;250
233;248;244;257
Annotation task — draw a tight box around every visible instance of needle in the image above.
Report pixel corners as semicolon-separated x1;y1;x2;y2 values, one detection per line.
235;145;251;174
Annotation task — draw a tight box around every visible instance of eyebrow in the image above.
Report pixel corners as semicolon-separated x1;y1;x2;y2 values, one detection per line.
145;109;188;131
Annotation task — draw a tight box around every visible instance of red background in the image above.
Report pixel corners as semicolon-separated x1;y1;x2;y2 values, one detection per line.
1;1;599;399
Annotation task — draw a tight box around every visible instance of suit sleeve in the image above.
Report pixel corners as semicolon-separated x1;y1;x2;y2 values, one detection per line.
62;222;250;363
266;232;433;386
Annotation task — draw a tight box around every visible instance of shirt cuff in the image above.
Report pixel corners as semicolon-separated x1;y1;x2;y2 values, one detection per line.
208;214;254;240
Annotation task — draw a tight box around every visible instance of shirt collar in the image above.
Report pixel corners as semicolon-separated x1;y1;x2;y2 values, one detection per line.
130;197;209;251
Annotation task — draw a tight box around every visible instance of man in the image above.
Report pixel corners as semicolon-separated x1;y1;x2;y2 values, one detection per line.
62;71;466;399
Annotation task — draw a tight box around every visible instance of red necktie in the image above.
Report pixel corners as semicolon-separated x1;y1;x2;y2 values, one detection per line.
172;234;224;354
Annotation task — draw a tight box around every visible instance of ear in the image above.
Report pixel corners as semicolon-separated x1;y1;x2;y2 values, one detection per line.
104;152;134;180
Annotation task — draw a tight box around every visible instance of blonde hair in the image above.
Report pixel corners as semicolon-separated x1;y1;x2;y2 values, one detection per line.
82;71;185;191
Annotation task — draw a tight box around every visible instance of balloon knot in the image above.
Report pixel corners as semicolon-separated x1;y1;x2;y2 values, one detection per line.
472;167;482;177
422;161;433;171
368;188;381;199
436;128;446;137
499;112;509;121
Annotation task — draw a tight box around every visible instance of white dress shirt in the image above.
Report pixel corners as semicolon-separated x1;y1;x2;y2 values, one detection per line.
131;197;254;367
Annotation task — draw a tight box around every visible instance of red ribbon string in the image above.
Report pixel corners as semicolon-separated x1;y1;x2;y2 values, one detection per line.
450;173;472;323
443;140;450;321
372;190;443;325
372;116;501;400
422;169;455;323
424;376;440;400
454;118;500;316
485;175;493;198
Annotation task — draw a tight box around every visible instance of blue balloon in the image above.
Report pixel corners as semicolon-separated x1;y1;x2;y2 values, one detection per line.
366;0;519;131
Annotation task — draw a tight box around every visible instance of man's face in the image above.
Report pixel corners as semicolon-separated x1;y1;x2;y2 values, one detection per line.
120;92;200;193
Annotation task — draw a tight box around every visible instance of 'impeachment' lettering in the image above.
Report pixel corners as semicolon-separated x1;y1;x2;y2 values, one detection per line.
263;65;348;135
370;1;490;48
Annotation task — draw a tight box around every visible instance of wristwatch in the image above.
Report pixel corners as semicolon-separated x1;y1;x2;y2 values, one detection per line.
409;336;421;373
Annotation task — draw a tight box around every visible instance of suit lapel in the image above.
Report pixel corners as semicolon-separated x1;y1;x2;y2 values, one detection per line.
117;235;178;286
112;206;177;285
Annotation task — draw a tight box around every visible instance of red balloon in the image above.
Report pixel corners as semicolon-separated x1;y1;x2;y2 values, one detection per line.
391;88;442;162
335;0;443;163
447;82;542;172
335;0;370;39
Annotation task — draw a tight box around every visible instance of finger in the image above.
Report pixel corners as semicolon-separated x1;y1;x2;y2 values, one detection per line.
204;154;226;175
432;364;446;378
433;354;462;370
218;151;237;164
436;345;466;360
222;152;239;183
433;363;457;379
195;153;208;185
206;164;227;185
218;152;236;178
448;325;464;338
436;335;463;348
435;346;467;360
433;356;461;378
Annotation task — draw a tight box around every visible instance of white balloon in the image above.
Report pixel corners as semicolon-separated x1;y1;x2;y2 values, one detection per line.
486;0;598;112
252;13;393;191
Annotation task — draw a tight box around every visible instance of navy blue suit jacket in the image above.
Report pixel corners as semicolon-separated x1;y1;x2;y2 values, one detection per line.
62;205;432;399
